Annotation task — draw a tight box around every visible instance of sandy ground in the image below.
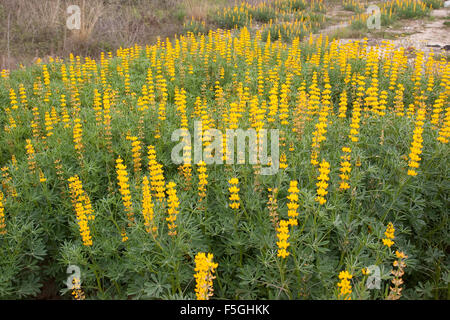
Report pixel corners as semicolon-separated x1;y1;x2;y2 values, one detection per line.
323;7;450;56
390;9;450;52
238;3;449;58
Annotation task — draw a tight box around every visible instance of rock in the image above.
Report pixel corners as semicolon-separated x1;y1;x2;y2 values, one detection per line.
444;1;450;8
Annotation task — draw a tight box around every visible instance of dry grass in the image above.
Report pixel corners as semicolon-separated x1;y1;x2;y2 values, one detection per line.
72;0;105;43
0;0;236;70
1;0;105;68
184;0;235;20
185;0;213;20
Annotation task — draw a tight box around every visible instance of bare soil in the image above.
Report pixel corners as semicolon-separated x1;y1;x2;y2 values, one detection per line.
323;6;450;57
391;9;450;53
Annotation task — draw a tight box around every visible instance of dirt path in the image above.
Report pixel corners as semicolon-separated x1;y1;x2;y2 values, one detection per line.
391;9;450;53
321;6;450;56
320;5;352;34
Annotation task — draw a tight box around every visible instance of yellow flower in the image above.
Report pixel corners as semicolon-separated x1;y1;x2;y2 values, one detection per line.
407;102;426;176
166;181;179;236
387;250;408;300
73;118;84;158
121;229;129;242
68;175;94;246
39;169;47;183
382;222;395;248
395;250;407;259
194;252;218;300
116;157;134;225
382;238;394;247
197;161;208;201
337;270;352;300
228;177;240;210
287;180;300;226
339;146;352;190
25;139;36;174
267;187;279;228
276;219;290;259
315;160;330;205
71;277;86;300
280;153;288;169
93;89;103;125
0;191;6;235
142;176;157;236
127;136;142;175
148;145;166;201
338;89;348;118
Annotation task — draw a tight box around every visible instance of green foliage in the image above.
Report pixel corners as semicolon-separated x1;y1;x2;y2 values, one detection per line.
183;19;208;35
247;6;277;23
422;0;444;9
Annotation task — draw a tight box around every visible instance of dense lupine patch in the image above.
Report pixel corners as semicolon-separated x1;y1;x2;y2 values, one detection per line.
0;1;448;299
